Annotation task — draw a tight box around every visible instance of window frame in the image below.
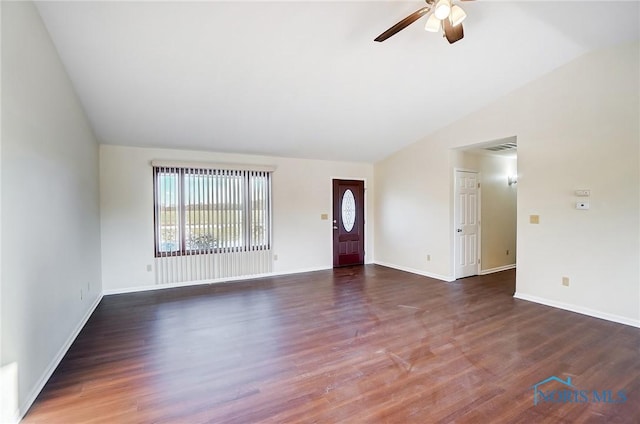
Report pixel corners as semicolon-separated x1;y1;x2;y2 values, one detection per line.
153;167;271;258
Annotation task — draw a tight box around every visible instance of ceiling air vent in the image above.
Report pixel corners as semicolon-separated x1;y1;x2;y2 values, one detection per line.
485;142;517;152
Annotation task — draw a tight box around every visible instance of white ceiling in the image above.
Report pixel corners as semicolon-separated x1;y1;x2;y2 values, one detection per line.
35;1;639;163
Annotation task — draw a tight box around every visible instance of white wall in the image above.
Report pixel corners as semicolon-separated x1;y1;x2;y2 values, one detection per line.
100;145;374;292
1;1;102;420
374;139;452;280
374;41;639;326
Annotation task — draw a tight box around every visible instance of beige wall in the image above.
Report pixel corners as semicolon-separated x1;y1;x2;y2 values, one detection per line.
476;153;518;271
374;41;639;326
1;2;103;420
100;145;374;292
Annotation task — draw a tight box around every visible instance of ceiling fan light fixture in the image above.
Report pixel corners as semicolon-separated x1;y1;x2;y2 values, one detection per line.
424;13;441;32
434;0;451;20
449;5;467;27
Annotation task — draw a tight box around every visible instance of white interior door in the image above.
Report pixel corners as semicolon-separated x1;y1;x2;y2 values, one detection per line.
455;170;479;279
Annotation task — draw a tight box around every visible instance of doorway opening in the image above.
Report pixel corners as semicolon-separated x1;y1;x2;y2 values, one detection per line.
453;136;518;279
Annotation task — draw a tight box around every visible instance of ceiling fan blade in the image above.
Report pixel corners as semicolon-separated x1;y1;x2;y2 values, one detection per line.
443;18;464;44
374;7;431;42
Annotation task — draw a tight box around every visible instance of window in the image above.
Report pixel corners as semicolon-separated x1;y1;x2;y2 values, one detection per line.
153;166;271;257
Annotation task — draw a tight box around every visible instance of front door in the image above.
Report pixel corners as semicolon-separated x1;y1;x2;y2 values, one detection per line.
332;179;365;267
454;170;480;278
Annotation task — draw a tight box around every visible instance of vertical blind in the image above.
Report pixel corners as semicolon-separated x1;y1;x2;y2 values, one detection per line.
153;165;273;284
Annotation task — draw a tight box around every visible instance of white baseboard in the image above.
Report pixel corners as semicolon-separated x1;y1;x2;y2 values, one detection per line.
270;266;333;278
479;264;516;275
374;261;454;282
18;293;103;422
514;292;640;328
102;266;333;296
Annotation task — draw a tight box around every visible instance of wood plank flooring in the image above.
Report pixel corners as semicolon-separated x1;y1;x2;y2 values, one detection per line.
23;265;640;423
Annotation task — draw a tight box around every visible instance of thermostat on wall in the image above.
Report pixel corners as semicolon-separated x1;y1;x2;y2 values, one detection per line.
576;202;590;210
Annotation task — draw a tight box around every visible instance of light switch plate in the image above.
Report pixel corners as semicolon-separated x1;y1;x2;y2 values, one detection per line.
530;215;540;224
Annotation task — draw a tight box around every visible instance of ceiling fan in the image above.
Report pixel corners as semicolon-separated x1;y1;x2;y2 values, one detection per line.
375;0;473;44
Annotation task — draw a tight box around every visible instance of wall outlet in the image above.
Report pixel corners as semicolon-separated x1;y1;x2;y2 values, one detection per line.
562;277;570;287
575;189;590;197
320;213;328;220
273;253;278;261
146;264;152;272
426;254;431;262
530;215;540;224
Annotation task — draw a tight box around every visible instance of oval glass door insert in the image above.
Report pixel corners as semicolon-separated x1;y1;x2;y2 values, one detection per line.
341;189;356;232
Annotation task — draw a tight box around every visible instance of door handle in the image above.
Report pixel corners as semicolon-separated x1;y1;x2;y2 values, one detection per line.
457;228;462;233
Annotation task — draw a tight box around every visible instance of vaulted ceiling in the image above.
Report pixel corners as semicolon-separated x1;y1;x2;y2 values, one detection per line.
35;1;639;163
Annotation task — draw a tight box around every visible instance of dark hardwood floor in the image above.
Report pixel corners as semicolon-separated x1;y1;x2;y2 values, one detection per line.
23;265;639;423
